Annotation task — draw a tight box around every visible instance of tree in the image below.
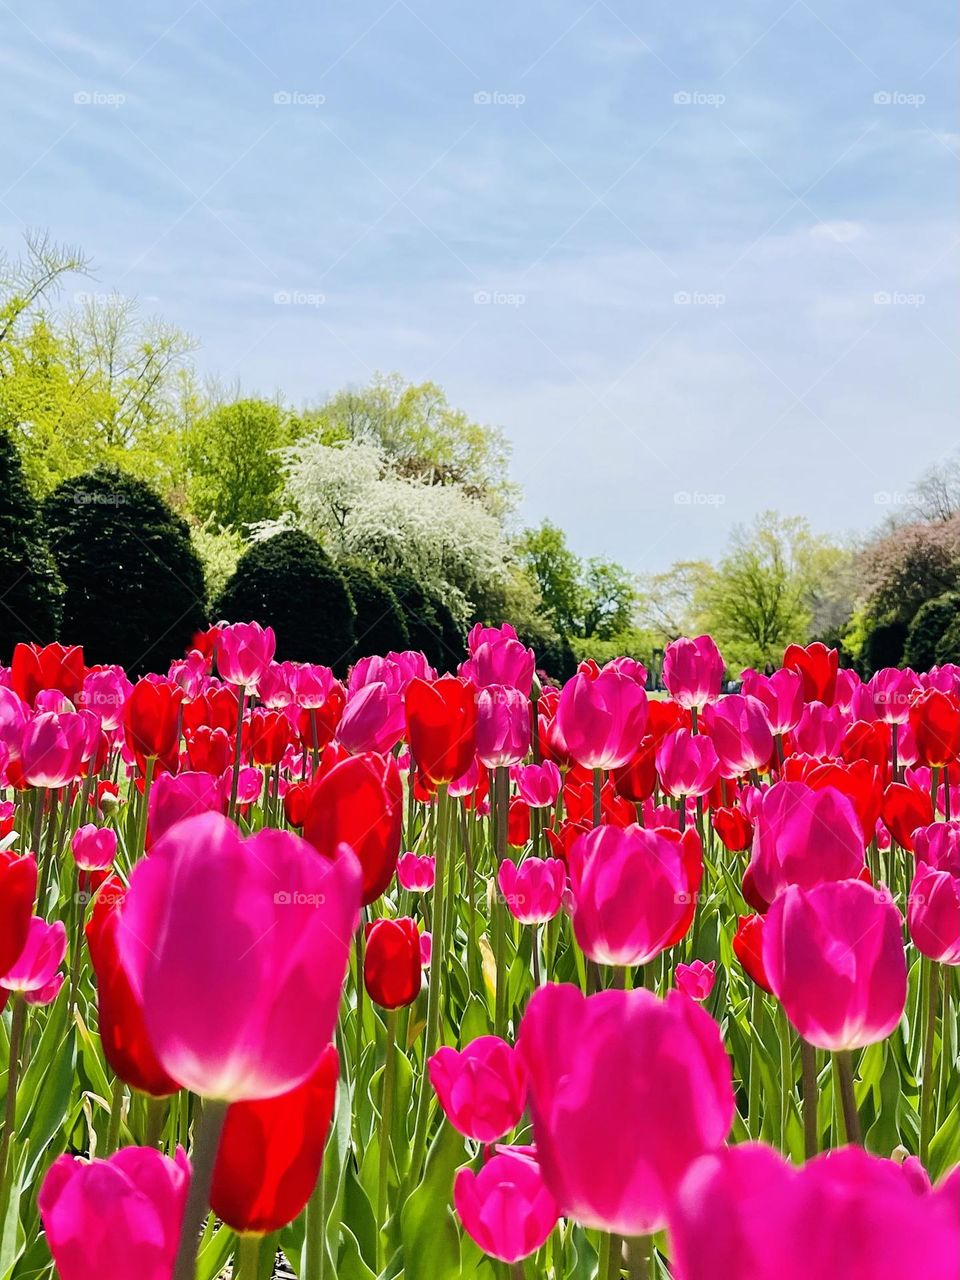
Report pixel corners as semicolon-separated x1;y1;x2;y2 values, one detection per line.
182;399;299;529
911;451;960;522
0;431;63;659
581;557;636;640
383;570;464;672
862;620;908;675
44;466;207;674
904;594;960;672
857;517;960;626
0;229;89;351
338;560;410;659
636;560;711;642
516;521;584;636
215;531;356;672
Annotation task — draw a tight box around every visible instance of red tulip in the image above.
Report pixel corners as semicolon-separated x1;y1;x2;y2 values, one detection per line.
0;851;37;978
181;685;239;737
247;709;294;766
210;1044;338;1234
841;719;891;780
732;914;772;993
363;917;421;1009
910;688;960;767
611;736;657;803
10;643;85;708
405;677;478;784
508;797;531;847
183;725;233;775
881;783;934;851
123;679;183;771
782;642;838;705
712;806;753;853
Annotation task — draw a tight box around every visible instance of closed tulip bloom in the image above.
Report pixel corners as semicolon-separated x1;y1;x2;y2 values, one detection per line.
0;851;37;977
337;681;406;755
908;863;960;963
10;642;85;708
910;688;960;766
789;700;846;758
748;781;865;905
454;1149;559;1263
476;685;531;768
123;679;183;768
782;641;838;705
38;1146;190;1280
18;711;89;787
764;879;907;1050
461;633;536;696
670;1142;960;1280
675;959;716;1001
518;984;734;1235
662;635;725;710
184;724;233;775
512;761;562;808
498;856;565;924
118;813;361;1100
556;669;648;769
145;770;224;849
303;752;403;906
70;823;117;872
246;709;294;766
79;666;132;731
405;677;478;784
913;821;960;874
702;694;773;777
740;667;805;734
396;851;436;892
215;621;276;692
611;737;658;803
733;914;773;993
881;782;934;851
428;1035;527;1142
1;916;66;992
870;666;921;725
712;805;754;852
363;917;422;1009
210;1044;338;1234
656;729;720;798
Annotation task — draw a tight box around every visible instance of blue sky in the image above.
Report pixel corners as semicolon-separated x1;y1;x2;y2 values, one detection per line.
2;0;957;571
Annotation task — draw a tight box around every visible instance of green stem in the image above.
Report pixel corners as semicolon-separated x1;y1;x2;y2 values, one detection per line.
228;690;246;822
0;996;26;1238
172;1099;228;1280
235;1233;262;1280
800;1038;818;1159
377;1011;398;1266
104;1076;125;1156
303;1161;327;1280
777;1006;793;1152
835;1049;861;1146
626;1235;651;1280
494;767;508;1036
920;958;939;1165
137;756;156;857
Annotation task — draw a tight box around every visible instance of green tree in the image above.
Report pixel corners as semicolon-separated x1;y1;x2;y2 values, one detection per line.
339;560;410;659
182;399;299;528
581;557;636;640
904;594;960;672
516;521;584;636
636;560;711;643
0;431;63;658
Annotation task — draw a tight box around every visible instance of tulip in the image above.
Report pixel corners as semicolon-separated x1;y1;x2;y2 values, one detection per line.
0;851;37;977
210;1044;338;1233
656;728;720;798
405;677;478;784
428;1035;527;1142
38;1146;191;1280
0;686;27;765
1;915;66;992
908;863;960;963
764;879;907;1050
507;796;531;847
747;781;865;905
611;737;658;803
118;812;362;1100
568;824;701;965
419;931;432;967
675;959;716;1001
732;914;773;992
870;666;921;724
662;635;724;710
18;711;89;787
454;1149;559;1263
782;641;838;705
881;782;934;851
461;632;536;696
363;917;422;1009
497;856;565;924
183;724;233;775
215;621;276;692
913;821;960;874
256;660;296;708
78;666;132;731
518;984;734;1235
303;751;403;906
556;668;648;769
789;700;845;757
387;649;436;685
910;688;960;767
476;685;531;768
85;878;179;1097
145;770;224;849
702;694;773;776
337;681;406;755
123;679;183;770
70;823;117;872
396;851;436;892
740;667;804;734
513;761;561;808
670;1142;960;1280
712;805;753;852
10;642;85;708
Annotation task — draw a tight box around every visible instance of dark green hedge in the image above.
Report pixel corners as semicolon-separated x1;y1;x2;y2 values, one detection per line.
0;432;62;660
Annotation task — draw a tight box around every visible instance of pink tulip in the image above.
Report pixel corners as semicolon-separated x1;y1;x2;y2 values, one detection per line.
396;851;436;892
0;686;27;765
118;812;362;1100
428;1035;527;1142
497;856;565;924
476;685;531;768
290;662;341;708
670;1142;960;1280
257;660;297;707
518;984;734;1235
454;1149;559;1263
832;666;864;713
912;821;960;875
349;655;405;696
19;711;89;787
419;931;432;967
461;633;536;696
675;959;716;1001
25;971;64;1006
386;650;436;686
39;1146;190;1280
1;916;67;992
568;824;701;965
71;823;117;872
702;694;773;776
512;761;561;808
908;863;960;964
605;656;648;686
921;664;960;697
790;701;846;757
741;667;805;734
747;781;865;905
656;729;720;798
145;770;225;849
215;621;276;692
662;635;725;710
467;621;520;652
79;666;132;731
870;667;922;724
555;669;648;770
337;681;406;754
764;879;907;1050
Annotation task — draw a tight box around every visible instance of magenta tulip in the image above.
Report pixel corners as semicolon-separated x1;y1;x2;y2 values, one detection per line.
702;694;773;777
256;660;297;708
38;1146;190;1280
118;812;361;1099
145;770;225;849
461;630;536;695
497;856;565;924
555;669;648;769
512;761;561;808
19;711;89;787
396;851;436;892
70;823;117;872
675;959;716;1001
1;916;66;992
337;681;405;754
656;728;720;798
662;635;725;710
454;1149;559;1263
428;1035;527;1142
518;984;734;1235
215;621;276;692
790;701;846;757
913;821;960;875
747;781;865;905
476;685;532;768
290;661;341;708
870;666;921;724
908;863;960;964
741;667;804;734
79;666;132;731
764;879;907;1050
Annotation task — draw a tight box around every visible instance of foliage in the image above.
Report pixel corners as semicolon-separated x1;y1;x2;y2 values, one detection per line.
382;570;464;673
904;594;960;672
189;519;246;604
857;516;960;626
0;430;63;659
861;620;908;675
215;530;356;672
910;450;960;522
339;560;410;660
516;521;584;635
569;627;657;671
0;228;89;351
636;560;712;643
44;466;207;674
935;613;960;665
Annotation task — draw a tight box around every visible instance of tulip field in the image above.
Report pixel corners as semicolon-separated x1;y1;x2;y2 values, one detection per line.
1;626;959;1280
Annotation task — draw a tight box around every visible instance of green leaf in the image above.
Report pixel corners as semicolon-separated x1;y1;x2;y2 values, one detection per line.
399;1121;466;1280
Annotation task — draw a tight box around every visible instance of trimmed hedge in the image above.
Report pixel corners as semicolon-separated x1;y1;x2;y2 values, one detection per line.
935;614;960;666
861;620;908;676
0;431;62;660
904;593;960;672
383;571;464;672
339;561;410;660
